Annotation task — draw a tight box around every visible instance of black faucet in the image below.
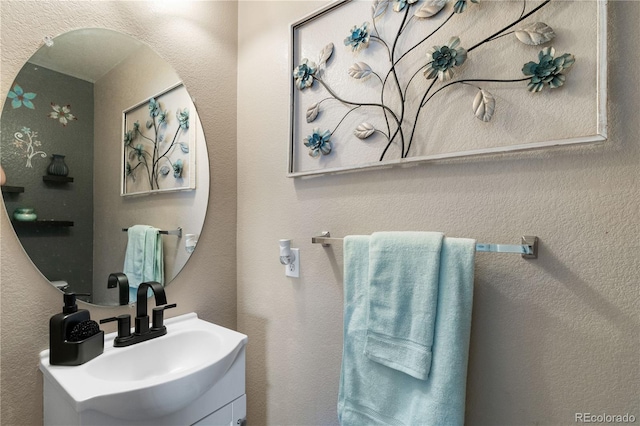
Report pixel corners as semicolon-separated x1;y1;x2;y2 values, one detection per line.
135;281;167;334
107;272;129;305
100;281;176;347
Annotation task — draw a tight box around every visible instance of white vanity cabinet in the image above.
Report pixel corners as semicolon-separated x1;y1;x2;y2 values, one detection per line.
40;313;248;426
43;347;247;425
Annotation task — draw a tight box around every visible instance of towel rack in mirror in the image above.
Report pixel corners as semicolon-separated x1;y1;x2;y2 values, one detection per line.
312;232;538;259
122;227;182;238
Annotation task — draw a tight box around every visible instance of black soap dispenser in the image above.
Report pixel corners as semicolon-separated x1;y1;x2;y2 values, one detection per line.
49;292;104;366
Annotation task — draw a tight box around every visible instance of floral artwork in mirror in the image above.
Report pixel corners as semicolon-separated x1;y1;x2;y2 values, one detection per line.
122;83;197;196
288;0;607;177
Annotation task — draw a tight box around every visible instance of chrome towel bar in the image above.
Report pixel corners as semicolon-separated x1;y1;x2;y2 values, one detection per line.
312;232;538;259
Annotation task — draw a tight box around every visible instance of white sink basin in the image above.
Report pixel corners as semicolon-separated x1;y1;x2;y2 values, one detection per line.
40;312;248;422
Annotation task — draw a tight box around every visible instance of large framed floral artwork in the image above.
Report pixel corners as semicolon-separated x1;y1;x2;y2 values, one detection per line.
288;0;607;177
121;83;197;196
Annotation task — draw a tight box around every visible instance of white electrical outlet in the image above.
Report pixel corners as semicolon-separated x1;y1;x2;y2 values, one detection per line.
285;248;299;278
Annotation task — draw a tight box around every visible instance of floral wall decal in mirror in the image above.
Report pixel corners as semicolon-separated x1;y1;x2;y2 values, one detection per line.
13;127;46;168
122;82;196;196
7;84;36;110
48;103;77;126
288;0;607;177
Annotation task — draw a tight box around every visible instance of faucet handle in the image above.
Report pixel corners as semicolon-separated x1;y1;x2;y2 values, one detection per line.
152;303;177;330
100;315;132;340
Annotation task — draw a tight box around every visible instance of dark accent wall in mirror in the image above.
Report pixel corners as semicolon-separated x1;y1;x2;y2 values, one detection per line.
2;65;95;295
0;29;210;306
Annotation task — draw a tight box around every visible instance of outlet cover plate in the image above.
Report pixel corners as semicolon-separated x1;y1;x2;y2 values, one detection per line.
285;248;299;278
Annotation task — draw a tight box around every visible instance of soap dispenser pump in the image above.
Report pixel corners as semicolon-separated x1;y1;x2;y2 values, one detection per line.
49;292;104;366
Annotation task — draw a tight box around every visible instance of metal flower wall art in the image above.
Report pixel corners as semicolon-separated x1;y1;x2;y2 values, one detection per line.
124;98;189;191
121;83;197;196
289;0;606;176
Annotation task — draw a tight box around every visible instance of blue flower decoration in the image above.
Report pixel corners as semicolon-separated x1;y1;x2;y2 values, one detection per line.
293;59;317;91
304;128;332;158
393;0;407;12
149;98;160;117
133;144;144;160
124;130;134;146
177;108;190;129
158;109;168;125
453;0;479;13
7;84;36;109
393;0;417;12
344;22;370;52
424;37;467;81
522;47;575;92
173;159;183;178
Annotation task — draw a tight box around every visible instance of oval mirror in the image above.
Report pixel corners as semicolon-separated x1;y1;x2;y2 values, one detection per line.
0;28;209;306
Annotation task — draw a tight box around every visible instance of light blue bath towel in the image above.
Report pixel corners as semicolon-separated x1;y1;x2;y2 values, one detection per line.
123;225;164;303
338;235;475;426
365;231;443;380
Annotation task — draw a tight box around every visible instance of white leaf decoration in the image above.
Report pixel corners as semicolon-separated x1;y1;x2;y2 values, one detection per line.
372;0;390;19
179;143;190;153
318;43;334;67
354;122;375;139
348;62;373;79
306;103;320;123
159;166;171;176
514;22;556;46
473;90;496;122
414;0;447;18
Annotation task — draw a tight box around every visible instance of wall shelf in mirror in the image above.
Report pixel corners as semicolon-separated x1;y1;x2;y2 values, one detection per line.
1;185;25;193
12;220;74;227
43;176;74;183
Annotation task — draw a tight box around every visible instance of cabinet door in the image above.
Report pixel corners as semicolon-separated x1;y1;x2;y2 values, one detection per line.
193;395;247;426
232;394;247;425
193;403;232;426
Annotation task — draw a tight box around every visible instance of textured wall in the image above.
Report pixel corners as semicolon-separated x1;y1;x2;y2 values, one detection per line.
1;65;94;297
237;1;639;425
0;2;237;425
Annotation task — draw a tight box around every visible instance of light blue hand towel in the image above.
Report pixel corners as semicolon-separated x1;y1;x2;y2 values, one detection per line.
365;231;444;380
123;225;164;303
338;235;475;426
